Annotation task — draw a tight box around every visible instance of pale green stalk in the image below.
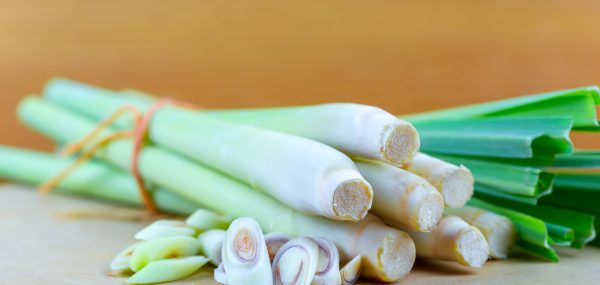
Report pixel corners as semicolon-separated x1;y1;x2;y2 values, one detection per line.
129;236;201;272
111;242;142;273
186;209;233;230
272;237;319;285
44;79;373;222
354;159;443;232
18;97;415;282
221;217;272;285
198;229;226;266
134;220;197;241
127;256;209;284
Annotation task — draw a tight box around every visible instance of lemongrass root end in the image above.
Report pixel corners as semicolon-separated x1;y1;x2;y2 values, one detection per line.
456;227;489;268
382;122;420;165
333;179;373;222
441;165;474;208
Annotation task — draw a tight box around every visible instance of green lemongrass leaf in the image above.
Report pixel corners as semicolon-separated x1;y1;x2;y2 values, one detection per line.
185;208;233;231
541;173;600;213
127;256;209;284
554;151;600;168
435;155;554;197
467;198;557;261
482;198;596;249
402;86;600;129
546;222;574;247
129;236;201;272
414;117;573;158
134;220;197;241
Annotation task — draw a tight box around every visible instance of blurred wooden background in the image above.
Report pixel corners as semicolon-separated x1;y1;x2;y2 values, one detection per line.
1;0;599;150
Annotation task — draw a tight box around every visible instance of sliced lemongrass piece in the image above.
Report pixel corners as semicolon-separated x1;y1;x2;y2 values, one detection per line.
135;220;197;241
406;216;489;267
402;153;474;208
445;207;516;259
127;256;209;284
214;263;228;284
198;229;226;266
222;217;272;285
203;103;420;165
355;159;443;232
340;255;362;285
272;237;319;285
186;208;233;230
311;237;341;285
265;233;290;261
129;236;201;272
43;82;374;222
110;242;142;273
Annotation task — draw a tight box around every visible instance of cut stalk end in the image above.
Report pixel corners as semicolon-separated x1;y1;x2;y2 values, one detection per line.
441;165;474;208
456;227;489;268
332;179;373;222
382;122;420;165
415;189;444;232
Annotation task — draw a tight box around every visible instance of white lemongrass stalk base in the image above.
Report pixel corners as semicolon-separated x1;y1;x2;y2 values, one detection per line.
355;159;444;232
198;229;226;266
407;216;489;267
265;233;291;261
222;217;272;285
445;207;516;259
272;237;319;285
403;153;474;208
134;220;197;241
310;237;341;285
340;255;362;285
331;178;373;221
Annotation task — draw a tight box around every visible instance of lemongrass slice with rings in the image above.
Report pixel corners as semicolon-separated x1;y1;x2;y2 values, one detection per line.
198;229;226;266
265;232;291;261
340;255;362;285
272;237;319;285
310;237;341;285
221;217;272;285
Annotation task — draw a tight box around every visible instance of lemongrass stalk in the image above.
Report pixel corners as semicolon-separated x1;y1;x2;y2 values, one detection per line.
402;153;474;208
272;237;319;285
546;222;574;246
110;242;142;273
200;104;420;166
129;236;201;272
221;217;272;285
340;255;361;285
198;229;226;266
406;216;489;267
214;263;227;284
44;81;373;222
354;159;443;232
134;220;197;241
127;256;209;284
311;237;341;285
265;233;290;261
17;98;415;282
444;207;516;259
186;209;233;230
0;146;198;215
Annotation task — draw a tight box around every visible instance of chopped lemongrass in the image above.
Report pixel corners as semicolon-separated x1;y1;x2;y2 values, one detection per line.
214;263;227;284
110;242;142;273
134;220;197;241
202;103;420;165
340;255;361;285
445;207;516;259
265;233;290;261
546;222;575;246
17;98;415;282
310;237;341;285
43;83;374;222
272;237;319;285
0;146;199;215
435;154;554;198
129;236;201;272
186;208;233;230
127;256;209;284
467;198;558;261
221;217;272;285
198;229;226;266
402;85;600;129
413;117;573;159
402;153;474;208
405;215;489;267
354;159;443;231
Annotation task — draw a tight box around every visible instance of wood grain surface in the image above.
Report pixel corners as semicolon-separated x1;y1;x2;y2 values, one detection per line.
1;0;600;150
2;184;600;284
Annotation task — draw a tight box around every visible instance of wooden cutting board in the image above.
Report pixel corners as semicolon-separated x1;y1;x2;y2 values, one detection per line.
1;184;599;284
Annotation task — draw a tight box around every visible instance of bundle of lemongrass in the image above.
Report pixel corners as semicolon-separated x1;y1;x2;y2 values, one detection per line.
0;78;595;284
